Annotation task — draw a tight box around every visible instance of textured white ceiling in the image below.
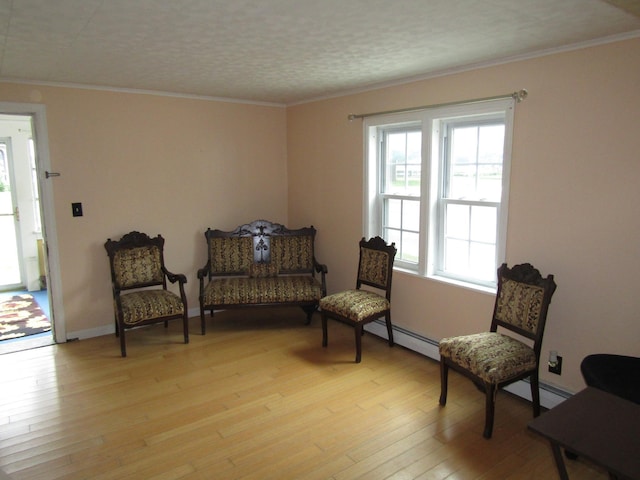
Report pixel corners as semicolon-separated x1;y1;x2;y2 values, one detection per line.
0;0;639;105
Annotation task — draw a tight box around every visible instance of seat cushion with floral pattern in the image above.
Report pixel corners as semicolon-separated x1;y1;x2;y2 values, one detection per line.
120;290;185;326
203;276;322;306
439;332;536;384
319;289;389;323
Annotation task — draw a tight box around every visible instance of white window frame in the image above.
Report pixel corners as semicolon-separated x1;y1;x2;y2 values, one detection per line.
364;98;514;291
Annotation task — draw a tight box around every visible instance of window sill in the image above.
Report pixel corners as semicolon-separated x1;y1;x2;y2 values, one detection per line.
394;266;497;295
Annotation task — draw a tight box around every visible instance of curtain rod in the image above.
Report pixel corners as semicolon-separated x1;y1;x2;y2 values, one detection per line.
347;89;528;121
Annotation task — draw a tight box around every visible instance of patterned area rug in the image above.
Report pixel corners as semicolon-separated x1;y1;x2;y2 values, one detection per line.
0;294;51;341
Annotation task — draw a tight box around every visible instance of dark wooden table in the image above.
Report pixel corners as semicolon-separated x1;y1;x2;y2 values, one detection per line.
528;387;640;480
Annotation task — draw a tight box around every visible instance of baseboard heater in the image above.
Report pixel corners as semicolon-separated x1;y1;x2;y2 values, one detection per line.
364;319;571;409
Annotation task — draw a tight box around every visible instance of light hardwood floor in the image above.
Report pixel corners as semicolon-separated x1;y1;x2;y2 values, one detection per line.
0;309;607;480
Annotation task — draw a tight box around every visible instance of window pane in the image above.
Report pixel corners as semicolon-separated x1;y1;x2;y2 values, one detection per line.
444;238;468;273
445;203;469;240
477;124;504;201
383;130;421;196
449;163;474;199
469;242;496;281
384;197;420;265
477;164;502;201
451;126;477;168
400;230;419;263
407;131;421;157
448;123;504;201
386;132;406;194
449;126;477;199
444;204;497;279
478;125;505;165
385;228;401;254
388;132;406;161
470;205;496;244
402;199;420;231
385;198;402;229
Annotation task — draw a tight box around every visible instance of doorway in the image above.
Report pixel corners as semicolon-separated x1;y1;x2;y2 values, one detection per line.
0;103;64;353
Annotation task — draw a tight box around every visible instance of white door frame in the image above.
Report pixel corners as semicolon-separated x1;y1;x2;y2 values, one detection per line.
0;101;66;343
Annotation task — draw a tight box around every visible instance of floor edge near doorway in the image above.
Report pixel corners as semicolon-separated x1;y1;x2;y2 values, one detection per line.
0;332;55;354
0;289;54;354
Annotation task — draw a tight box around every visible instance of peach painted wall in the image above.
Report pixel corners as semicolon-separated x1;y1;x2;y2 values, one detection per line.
1;36;638;392
287;37;640;392
0;83;288;338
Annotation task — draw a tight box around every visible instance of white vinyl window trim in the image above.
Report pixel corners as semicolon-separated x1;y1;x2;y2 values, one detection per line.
364;98;514;291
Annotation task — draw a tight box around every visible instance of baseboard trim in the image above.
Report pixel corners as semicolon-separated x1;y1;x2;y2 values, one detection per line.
364;320;571;409
66;324;114;341
67;307;203;341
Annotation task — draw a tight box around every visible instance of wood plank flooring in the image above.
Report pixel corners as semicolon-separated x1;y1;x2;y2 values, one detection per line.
0;308;608;479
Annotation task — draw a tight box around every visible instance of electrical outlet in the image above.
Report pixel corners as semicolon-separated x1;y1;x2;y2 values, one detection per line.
549;355;562;375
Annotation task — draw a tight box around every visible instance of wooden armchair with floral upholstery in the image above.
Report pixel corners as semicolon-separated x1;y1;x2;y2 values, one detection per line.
319;236;397;363
438;263;556;438
105;231;189;357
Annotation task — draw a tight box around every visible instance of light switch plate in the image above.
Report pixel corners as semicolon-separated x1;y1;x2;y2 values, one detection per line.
72;202;83;217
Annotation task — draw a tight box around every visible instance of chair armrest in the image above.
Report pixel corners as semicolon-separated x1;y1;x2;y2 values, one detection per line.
314;258;328;297
111;284;122;306
197;261;211;280
164;268;187;285
314;261;328;275
162;268;188;306
112;285;125;322
197;261;211;298
169;272;187;284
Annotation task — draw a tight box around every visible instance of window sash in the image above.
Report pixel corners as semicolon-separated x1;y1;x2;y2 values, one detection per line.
436;198;500;286
377;122;423;269
435;114;506;286
381;193;420;266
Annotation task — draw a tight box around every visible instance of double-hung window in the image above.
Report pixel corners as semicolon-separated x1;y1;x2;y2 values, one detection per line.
365;98;514;290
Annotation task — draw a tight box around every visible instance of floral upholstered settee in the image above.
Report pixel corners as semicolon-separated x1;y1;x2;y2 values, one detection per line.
197;220;328;333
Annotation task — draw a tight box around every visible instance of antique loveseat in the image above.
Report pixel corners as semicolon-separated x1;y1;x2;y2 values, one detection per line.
197;220;328;333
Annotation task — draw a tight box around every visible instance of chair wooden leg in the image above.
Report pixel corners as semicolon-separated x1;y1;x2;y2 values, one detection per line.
439;360;449;405
483;384;496;439
530;371;541;417
199;303;206;335
302;306;314;325
119;322;127;357
355;324;363;363
321;313;328;347
183;313;189;344
385;312;394;347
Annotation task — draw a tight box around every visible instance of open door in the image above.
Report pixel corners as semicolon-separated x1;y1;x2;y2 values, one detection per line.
0;102;65;344
0;138;24;290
